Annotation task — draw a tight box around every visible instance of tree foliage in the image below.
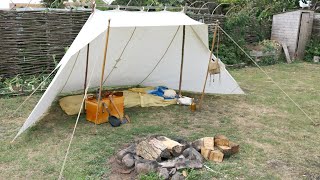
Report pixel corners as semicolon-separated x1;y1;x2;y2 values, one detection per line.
41;0;64;8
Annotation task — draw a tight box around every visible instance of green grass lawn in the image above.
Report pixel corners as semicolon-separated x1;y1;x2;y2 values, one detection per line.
0;62;319;179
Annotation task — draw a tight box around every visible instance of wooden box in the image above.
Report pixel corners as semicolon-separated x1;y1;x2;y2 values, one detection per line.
85;92;124;124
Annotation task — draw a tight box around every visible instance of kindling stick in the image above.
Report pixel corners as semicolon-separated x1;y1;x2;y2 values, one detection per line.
198;21;219;110
94;19;111;130
178;25;186;96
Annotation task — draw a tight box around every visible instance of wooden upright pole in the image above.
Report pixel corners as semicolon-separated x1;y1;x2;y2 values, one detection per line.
84;44;90;95
83;44;90;111
91;0;95;13
198;21;219;110
178;25;186;96
94;19;111;127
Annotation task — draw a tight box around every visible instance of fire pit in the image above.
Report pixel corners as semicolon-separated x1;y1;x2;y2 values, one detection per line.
114;135;239;179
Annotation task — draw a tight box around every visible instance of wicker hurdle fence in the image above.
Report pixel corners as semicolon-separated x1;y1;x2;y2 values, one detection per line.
0;10;91;78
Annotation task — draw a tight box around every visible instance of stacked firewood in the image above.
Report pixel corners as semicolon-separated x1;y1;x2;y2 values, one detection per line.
116;135;239;179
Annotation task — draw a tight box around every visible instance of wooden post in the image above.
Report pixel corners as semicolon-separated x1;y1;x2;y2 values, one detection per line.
83;43;90;111
91;0;95;13
178;25;186;96
198;21;219;110
84;44;90;94
94;19;111;127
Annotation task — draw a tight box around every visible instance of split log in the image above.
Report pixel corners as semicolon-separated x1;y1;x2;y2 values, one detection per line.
157;136;182;149
229;141;240;155
203;137;214;150
214;135;229;146
200;147;211;160
209;150;224;162
216;145;231;155
136;138;170;161
157;136;186;156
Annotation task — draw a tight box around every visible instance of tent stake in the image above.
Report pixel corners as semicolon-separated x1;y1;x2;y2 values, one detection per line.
178;25;186;96
83;43;90;111
198;21;219;110
94;19;111;130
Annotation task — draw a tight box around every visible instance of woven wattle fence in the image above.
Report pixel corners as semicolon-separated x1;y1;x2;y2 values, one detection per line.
0;10;91;78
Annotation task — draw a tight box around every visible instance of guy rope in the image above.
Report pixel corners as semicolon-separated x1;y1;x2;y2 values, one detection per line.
218;25;319;126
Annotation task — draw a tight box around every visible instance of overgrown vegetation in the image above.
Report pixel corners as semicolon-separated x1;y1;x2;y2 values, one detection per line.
0;75;52;95
216;0;299;65
305;39;320;62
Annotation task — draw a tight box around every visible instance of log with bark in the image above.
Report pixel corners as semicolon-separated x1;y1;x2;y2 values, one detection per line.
136;138;171;161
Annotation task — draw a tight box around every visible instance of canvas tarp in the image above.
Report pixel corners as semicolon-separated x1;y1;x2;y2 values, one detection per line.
59;87;177;115
14;10;244;139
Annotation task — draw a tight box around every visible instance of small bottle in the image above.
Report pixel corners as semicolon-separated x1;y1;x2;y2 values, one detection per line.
190;98;196;112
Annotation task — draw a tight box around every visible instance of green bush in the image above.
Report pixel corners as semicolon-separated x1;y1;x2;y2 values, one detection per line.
305;39;320;62
212;0;298;66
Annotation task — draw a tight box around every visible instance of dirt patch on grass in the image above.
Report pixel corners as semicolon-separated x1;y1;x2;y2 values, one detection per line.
105;156;137;180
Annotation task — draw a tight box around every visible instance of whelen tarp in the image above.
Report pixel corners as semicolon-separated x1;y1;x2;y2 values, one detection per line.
14;10;244;139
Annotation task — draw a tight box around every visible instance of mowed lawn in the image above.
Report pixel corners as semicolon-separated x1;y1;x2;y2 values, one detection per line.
0;62;319;179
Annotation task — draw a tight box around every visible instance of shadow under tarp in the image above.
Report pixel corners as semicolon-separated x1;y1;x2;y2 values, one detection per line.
59;87;177;115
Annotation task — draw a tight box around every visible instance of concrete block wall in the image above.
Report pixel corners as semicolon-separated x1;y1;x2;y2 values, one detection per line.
271;11;302;58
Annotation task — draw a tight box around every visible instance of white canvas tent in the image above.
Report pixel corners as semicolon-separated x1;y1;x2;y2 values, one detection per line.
14;10;244;139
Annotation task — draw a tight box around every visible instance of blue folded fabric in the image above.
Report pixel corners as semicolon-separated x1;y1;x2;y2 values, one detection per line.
147;86;172;99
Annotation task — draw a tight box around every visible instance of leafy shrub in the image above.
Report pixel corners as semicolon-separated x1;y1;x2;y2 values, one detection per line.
0;75;53;95
305;39;320;62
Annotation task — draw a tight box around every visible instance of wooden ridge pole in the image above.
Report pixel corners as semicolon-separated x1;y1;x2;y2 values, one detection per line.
198;21;219;110
178;25;186;96
94;19;111;129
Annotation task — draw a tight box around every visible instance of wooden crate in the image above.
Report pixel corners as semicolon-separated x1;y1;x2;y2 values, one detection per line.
85;93;124;124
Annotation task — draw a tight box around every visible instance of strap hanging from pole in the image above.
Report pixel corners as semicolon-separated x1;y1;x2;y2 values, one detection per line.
198;21;219;110
178;25;186;96
94;19;111;129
